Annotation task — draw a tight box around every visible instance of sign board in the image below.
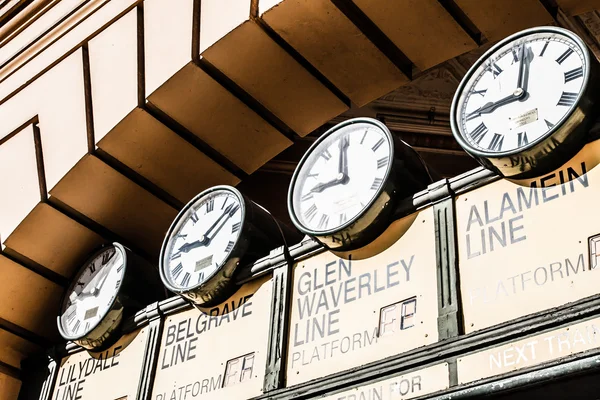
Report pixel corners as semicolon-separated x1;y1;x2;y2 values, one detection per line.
52;327;149;400
286;208;439;386
456;139;600;333
151;276;272;400
458;315;600;384
319;363;450;400
314;363;449;400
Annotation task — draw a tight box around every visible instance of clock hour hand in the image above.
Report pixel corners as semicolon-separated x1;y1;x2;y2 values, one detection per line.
309;177;343;193
177;240;205;254
466;89;524;119
74;290;96;301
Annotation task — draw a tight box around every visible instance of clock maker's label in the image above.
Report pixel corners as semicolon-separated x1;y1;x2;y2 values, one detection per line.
313;363;449;400
457;139;600;333
52;327;149;400
457;316;600;384
286;208;439;386
509;108;538;130
151;276;272;400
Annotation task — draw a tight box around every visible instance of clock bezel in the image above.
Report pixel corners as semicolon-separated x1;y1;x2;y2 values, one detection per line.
57;243;127;344
450;26;598;177
159;185;247;304
287;117;395;237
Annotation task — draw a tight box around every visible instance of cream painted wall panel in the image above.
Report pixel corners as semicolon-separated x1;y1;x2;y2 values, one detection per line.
199;0;251;53
49;155;178;258
0;125;40;244
0;0;92;73
144;0;193;96
0;255;63;339
89;9;138;143
97;108;240;203
258;0;280;14
201;20;348;135
0;51;88;193
33;50;88;190
260;0;408;106
0;328;40;369
147;64;291;174
0;0;138;102
353;0;476;71
556;0;600;16
455;0;553;42
4;203;105;278
0;373;21;400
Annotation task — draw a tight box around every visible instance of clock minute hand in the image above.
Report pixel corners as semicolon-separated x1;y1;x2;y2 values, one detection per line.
516;44;526;89
518;46;533;94
93;268;111;294
202;203;234;242
338;135;350;179
93;254;121;293
177;240;204;254
205;212;231;242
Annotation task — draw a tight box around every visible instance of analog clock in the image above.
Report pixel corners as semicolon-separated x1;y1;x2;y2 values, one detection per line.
57;243;161;349
451;26;600;178
288;118;433;252
160;186;298;305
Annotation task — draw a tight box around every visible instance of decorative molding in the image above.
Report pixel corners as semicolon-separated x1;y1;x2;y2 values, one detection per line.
263;262;293;391
379;112;452;136
258;160;297;175
375;66;459;112
135;304;163;400
432;190;462;340
575;10;600;60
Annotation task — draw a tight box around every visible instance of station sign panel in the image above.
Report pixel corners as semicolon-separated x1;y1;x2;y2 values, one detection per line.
52;327;149;400
456;140;600;333
458;315;600;384
151;276;272;400
314;363;449;400
286;208;439;386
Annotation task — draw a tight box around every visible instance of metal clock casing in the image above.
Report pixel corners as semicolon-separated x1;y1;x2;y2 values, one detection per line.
159;185;298;306
57;243;163;350
287;118;433;252
450;26;600;179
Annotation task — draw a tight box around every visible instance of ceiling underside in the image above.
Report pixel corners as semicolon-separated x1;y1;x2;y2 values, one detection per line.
0;0;600;396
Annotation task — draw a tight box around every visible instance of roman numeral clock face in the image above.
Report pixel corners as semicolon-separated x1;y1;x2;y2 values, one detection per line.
58;246;125;339
290;121;392;234
455;29;587;156
161;189;243;292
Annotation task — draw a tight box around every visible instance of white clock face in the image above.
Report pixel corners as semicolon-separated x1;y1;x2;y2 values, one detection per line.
291;122;392;233
455;30;586;154
59;246;125;338
162;189;243;290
